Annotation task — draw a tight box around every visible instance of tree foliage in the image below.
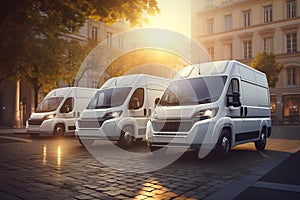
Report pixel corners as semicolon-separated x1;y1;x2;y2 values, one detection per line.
0;0;159;107
250;52;283;87
105;49;189;78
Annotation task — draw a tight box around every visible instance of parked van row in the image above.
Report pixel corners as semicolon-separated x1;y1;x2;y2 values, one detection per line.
26;60;271;157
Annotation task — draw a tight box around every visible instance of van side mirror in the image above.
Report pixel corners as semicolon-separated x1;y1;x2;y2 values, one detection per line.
154;98;160;106
129;98;140;109
227;92;241;107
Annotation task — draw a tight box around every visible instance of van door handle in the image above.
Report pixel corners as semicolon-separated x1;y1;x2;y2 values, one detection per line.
144;109;147;116
240;107;243;117
244;107;248;117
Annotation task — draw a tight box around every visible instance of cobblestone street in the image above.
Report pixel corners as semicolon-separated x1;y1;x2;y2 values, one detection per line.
0;134;299;200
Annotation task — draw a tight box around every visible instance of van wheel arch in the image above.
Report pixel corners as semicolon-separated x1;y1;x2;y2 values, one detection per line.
118;125;135;148
53;123;65;137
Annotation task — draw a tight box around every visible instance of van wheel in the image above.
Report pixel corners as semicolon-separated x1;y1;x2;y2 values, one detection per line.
118;126;134;148
53;124;65;136
215;129;231;158
255;128;266;151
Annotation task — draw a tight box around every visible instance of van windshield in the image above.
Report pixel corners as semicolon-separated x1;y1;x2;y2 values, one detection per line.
159;76;227;106
87;87;132;109
36;97;64;113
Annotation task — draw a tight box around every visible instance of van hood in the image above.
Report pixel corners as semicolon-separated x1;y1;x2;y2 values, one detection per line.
155;103;217;120
29;112;56;120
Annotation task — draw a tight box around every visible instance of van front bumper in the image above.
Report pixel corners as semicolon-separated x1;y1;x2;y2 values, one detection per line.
76;118;121;141
26;119;55;135
146;119;217;149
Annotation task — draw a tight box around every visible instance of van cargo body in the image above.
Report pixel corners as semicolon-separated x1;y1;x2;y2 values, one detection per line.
146;60;271;157
76;74;170;147
26;87;98;136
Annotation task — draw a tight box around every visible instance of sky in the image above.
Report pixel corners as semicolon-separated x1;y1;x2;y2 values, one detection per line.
144;0;191;37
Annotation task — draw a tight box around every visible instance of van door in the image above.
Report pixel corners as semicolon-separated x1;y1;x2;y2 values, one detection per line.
60;97;75;132
239;80;261;141
226;78;244;141
128;88;147;137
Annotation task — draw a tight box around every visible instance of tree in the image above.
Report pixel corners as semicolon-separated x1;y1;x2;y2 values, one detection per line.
250;52;283;87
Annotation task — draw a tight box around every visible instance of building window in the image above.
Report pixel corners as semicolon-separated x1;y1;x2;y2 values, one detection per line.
287;67;296;85
224;15;232;31
119;18;125;23
119;36;124;49
263;37;274;53
206;0;214;7
283;95;300;124
264;5;273;23
287;32;297;53
207;46;214;60
270;95;276;118
91;27;98;40
92;81;98;88
287;0;297;18
207;19;214;34
243;10;251;27
224;43;232;59
243;40;252;59
107;32;112;46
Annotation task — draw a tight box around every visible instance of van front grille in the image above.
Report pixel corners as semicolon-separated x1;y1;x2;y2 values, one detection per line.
28;119;43;125
78;119;104;129
152;120;193;132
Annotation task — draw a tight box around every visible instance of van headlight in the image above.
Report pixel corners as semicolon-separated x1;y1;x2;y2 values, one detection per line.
104;111;122;119
151;110;158;120
193;108;218;120
43;114;56;121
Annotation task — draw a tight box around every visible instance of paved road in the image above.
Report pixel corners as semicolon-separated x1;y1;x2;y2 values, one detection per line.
0;133;299;200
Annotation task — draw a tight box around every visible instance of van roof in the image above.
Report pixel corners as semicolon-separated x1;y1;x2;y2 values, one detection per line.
101;74;170;89
45;87;98;98
175;60;268;88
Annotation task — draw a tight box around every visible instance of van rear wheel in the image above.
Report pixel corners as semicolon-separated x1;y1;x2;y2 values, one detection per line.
53;124;65;137
255;128;267;151
118;126;134;148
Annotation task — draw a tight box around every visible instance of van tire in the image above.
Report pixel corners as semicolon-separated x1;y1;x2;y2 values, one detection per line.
215;129;231;158
255;128;267;151
53;124;65;136
118;126;134;148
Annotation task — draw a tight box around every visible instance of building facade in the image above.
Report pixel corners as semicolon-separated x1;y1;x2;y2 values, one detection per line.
192;0;300;125
0;19;129;128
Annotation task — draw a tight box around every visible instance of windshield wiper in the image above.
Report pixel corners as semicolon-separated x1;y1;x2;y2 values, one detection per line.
198;97;212;104
95;105;111;109
198;96;219;104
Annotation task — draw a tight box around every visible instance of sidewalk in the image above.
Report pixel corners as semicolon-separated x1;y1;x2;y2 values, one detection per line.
206;150;300;200
0;128;26;134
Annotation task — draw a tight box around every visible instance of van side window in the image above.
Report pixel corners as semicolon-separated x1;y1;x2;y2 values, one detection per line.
60;97;74;113
129;88;144;109
227;79;239;94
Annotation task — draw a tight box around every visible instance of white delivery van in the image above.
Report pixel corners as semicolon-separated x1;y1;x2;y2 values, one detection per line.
76;74;170;147
146;60;271;157
26;87;98;137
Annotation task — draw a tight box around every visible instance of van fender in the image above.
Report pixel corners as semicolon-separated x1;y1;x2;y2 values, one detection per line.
211;117;235;146
258;120;268;138
117;117;138;138
51;118;67;132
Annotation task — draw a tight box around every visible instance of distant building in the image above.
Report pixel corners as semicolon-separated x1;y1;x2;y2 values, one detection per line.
192;0;300;124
